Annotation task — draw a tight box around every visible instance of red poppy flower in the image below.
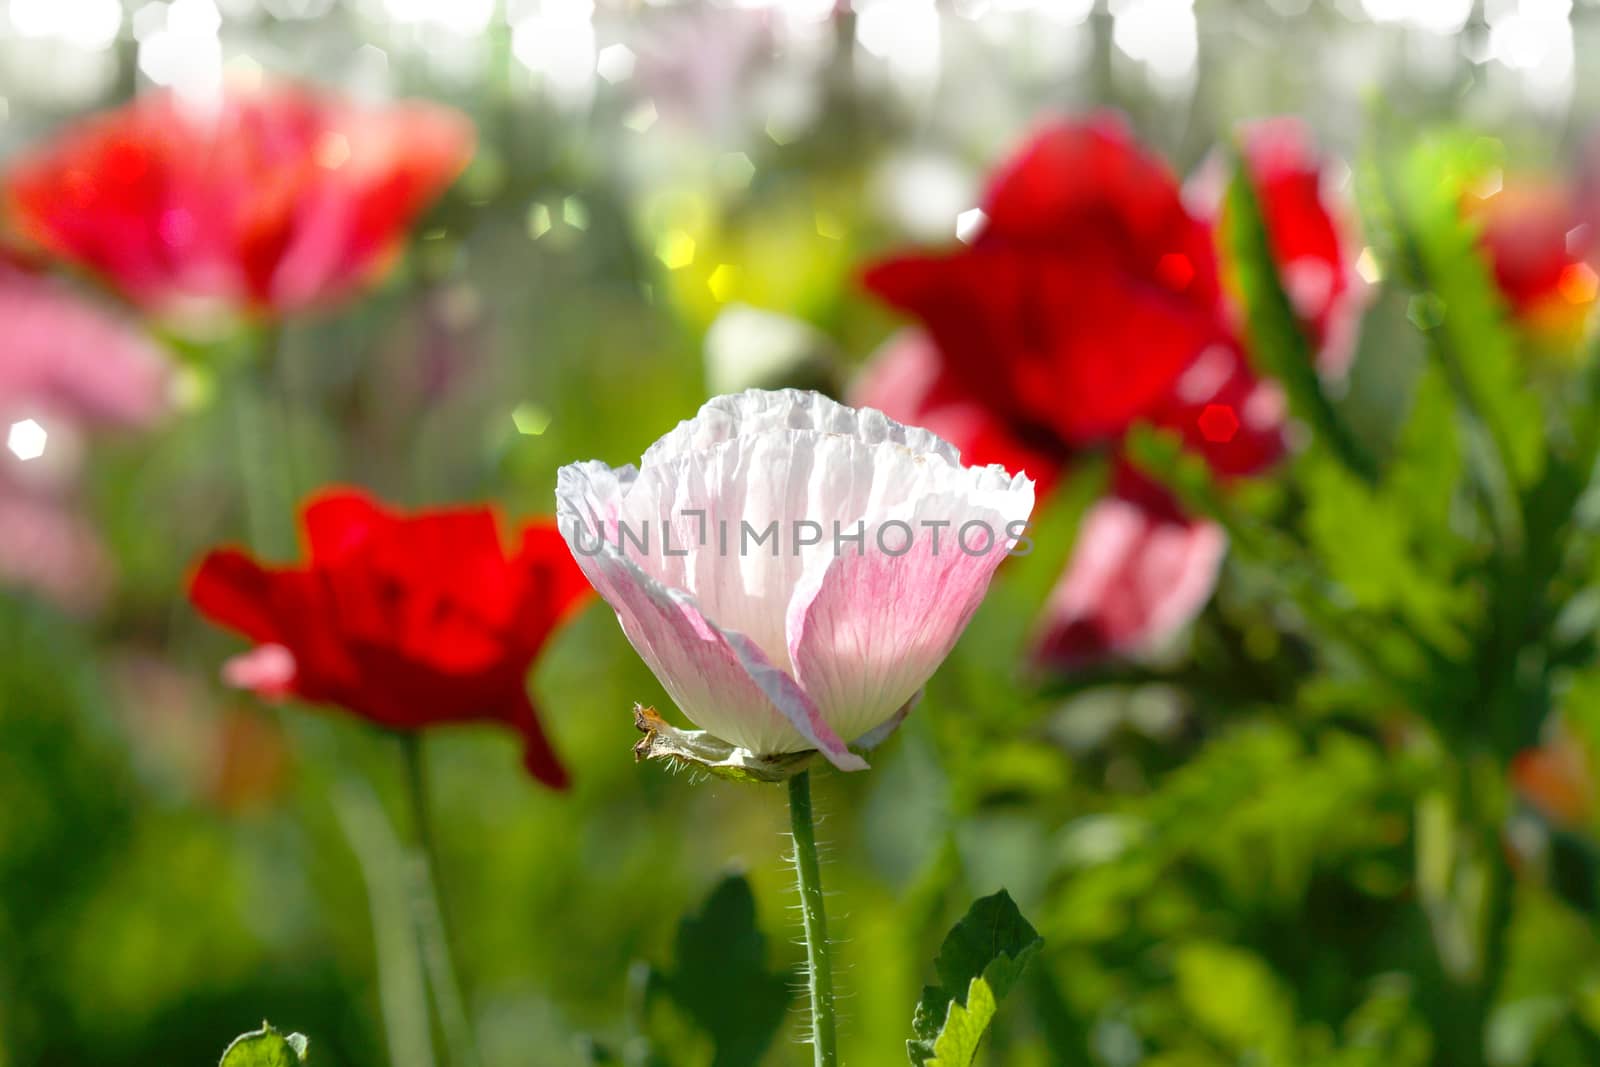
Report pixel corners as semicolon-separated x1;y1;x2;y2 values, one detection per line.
851;329;1070;491
863;114;1230;447
188;489;591;788
859;114;1359;665
4;82;473;323
1468;180;1597;347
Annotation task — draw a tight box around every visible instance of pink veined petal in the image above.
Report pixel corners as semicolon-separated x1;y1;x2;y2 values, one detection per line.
621;420;1000;673
785;486;1032;745
642;387;961;471
557;460;864;769
557;391;1033;771
1033;497;1227;666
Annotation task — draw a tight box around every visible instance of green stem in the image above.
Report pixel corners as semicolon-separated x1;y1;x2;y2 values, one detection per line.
787;771;839;1067
231;325;295;555
332;779;438;1067
400;734;483;1067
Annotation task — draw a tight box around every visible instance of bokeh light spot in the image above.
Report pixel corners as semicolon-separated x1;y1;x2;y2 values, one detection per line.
1408;293;1447;330
656;231;696;270
1196;404;1239;444
7;419;48;461
708;264;741;302
1559;263;1598;306
1568;224;1592;258
955;208;987;244
512;403;553;436
596;44;636;84
1355;247;1383;285
1157;252;1194;290
623;99;658;133
527;203;552;240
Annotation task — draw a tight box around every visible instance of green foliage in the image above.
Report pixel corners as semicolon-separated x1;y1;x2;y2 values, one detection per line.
908;890;1043;1066
1222;148;1377;483
219;1023;309;1067
1173;940;1296;1058
1487;887;1600;1065
647;874;790;1067
1364;131;1544;491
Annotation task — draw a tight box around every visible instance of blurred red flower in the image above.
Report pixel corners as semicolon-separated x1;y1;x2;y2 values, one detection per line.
859;114;1358;665
1512;735;1593;828
4;82;473;324
864;114;1230;447
188;489;591;788
1468;180;1597;348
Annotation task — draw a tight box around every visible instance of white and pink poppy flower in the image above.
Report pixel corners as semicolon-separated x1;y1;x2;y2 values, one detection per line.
557;389;1034;777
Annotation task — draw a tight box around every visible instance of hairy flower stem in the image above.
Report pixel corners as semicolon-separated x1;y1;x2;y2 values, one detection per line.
400;734;483;1067
787;770;840;1067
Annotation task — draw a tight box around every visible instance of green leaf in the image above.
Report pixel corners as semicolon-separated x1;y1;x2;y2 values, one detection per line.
917;977;998;1067
1222;148;1378;484
1364;132;1544;495
649;874;790;1067
908;889;1043;1066
1173;941;1296;1056
219;1023;308;1067
1300;442;1473;659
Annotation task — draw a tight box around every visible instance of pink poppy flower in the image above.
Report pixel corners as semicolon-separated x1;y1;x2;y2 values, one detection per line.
557;390;1034;773
0;258;170;428
1032;496;1226;668
0;487;112;614
4;82;473;324
0;259;169;611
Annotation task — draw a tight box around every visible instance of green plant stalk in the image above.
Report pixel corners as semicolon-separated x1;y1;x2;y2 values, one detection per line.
1223;155;1379;486
401;734;484;1067
1364;141;1527;558
787;771;839;1067
231;324;297;555
332;778;438;1067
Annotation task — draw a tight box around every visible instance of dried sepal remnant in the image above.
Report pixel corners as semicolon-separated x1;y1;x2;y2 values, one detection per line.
632;704;816;784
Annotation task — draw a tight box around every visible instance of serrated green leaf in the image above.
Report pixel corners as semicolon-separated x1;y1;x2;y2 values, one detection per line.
933;889;1043;1005
1300;443;1473;658
909;977;999;1067
1367;132;1544;493
1222;148;1378;484
907;890;1042;1066
649;874;790;1067
219;1023;308;1067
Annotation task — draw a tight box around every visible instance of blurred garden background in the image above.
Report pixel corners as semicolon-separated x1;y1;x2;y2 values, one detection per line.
6;1;1600;1065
